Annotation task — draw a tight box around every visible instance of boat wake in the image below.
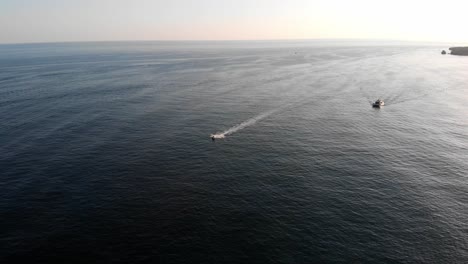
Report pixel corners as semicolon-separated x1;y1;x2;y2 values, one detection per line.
211;109;277;139
210;97;315;139
361;84;446;107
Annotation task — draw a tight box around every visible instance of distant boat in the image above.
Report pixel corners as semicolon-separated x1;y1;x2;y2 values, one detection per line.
441;50;447;55
372;99;385;108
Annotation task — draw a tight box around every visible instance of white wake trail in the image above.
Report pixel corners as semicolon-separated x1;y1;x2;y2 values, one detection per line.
210;97;315;139
211;109;278;139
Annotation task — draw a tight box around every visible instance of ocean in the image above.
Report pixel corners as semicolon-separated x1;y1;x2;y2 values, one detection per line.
1;41;467;263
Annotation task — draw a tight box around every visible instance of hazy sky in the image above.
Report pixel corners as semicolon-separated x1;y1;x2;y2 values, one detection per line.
1;0;467;44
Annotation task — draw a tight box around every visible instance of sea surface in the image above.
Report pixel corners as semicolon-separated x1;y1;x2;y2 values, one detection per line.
1;41;467;263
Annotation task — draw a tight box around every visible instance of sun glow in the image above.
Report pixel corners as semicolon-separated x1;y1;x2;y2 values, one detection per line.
1;0;467;43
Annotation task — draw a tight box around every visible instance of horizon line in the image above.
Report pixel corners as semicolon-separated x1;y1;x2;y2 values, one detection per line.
0;38;463;46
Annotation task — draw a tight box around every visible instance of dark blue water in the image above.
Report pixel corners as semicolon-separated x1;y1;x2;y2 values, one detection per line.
1;41;467;263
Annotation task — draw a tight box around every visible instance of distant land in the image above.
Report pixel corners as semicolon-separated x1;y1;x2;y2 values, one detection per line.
449;47;468;56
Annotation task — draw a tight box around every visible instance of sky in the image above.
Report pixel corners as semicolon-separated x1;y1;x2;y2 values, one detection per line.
1;0;467;44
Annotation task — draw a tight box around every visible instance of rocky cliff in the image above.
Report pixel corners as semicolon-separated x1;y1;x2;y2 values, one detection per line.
449;47;468;56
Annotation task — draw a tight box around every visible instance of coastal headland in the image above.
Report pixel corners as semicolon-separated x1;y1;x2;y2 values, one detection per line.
449;47;468;56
